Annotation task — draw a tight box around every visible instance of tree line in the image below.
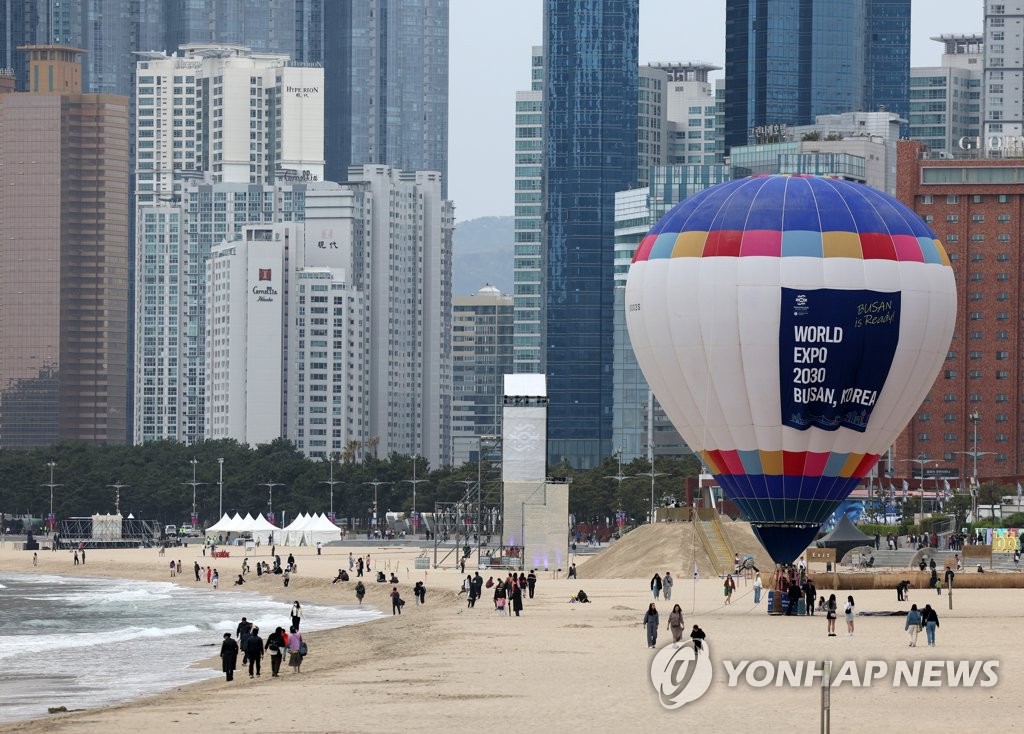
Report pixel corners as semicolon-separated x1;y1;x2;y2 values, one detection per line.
0;439;701;528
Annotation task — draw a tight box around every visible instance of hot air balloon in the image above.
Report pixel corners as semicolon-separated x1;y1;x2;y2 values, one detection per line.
625;174;956;564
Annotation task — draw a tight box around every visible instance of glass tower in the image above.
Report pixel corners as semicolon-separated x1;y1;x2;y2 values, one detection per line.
543;0;639;469
724;0;909;150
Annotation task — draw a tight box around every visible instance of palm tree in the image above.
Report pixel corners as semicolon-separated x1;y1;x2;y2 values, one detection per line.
341;439;360;464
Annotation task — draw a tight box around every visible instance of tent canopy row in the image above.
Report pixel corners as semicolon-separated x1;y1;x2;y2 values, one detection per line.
206;512;341;546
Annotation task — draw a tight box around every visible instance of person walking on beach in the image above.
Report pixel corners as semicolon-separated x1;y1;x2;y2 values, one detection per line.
804;579;817;616
391;586;405;614
236;617;253;661
355;580;366;604
287;626;304;673
690;624;706;655
212;569;219;589
80;548;85;564
643;603;660;648
194;561;201;582
356;556;364;577
291;601;302;630
511;580;523;617
826;594;837;636
527;570;537;598
33;552;37;567
753;573;763;604
176;560;182;575
844;595;855;636
663;572;674;601
266;627;285;677
922;604;940;646
723;574;736;604
245;627;264;678
414;581;426;606
73;550;79;566
220;633;239;681
349;552;354;571
466;575;478;608
905;604;922;647
667;604;684;646
207;566;212;584
316;541;322;556
650;573;662;600
169;560;176;577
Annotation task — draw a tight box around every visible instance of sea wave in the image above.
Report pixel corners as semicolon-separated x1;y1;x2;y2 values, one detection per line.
0;624;205;661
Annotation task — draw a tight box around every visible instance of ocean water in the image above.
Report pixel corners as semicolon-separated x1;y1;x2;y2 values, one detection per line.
0;573;381;723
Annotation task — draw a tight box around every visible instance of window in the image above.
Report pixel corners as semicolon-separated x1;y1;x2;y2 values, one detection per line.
999;194;1009;203
921;195;933;204
998;214;1010;222
971;234;985;242
944;413;956;422
969;312;982;320
946;234;959;243
918;433;930;441
947;195;959;204
943;394;957;403
946;214;959;222
944;433;957;441
997;370;1010;379
945;370;958;378
997;253;1010;261
972;213;985;222
972;195;984;203
970;351;982;359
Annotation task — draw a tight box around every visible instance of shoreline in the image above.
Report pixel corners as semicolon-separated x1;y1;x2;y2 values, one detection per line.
2;542;1023;733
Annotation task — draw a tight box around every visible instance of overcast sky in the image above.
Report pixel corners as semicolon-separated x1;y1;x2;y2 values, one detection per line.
448;0;982;221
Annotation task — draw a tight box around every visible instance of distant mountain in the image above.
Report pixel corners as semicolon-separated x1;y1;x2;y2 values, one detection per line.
452;215;514;297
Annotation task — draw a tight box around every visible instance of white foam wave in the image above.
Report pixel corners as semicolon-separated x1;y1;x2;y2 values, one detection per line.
0;624;202;661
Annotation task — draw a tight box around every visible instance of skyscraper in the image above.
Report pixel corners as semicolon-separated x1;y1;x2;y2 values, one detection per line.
982;1;1024;144
512;46;544;375
910;35;983;157
0;46;129;446
543;0;639;469
724;0;910;151
323;0;449;191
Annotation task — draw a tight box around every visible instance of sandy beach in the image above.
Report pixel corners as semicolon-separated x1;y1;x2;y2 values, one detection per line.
1;532;1022;733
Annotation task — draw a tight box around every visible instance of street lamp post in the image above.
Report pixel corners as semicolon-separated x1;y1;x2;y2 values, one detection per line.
604;449;639;520
43;461;62;523
902;456;940;514
259;482;285;524
181;458;207;528
636;444;669;524
106;482;129;516
402;456;429;534
319;456;344;520
217;458;224;519
953;412;996;522
361;479;390;530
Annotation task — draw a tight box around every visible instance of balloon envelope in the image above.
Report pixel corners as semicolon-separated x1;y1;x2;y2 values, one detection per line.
625;175;956;563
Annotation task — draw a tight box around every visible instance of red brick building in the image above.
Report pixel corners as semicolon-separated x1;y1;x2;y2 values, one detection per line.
894;140;1023;487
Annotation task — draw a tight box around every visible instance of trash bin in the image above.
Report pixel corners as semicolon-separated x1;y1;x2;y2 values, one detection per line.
797;598;806;615
766;590;775;613
780;594;791;615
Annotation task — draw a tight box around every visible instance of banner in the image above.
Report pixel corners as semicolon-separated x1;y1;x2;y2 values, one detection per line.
779;288;901;432
990;528;1021;553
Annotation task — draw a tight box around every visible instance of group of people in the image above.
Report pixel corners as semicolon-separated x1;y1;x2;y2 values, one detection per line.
219;603;306;681
458;570;537;616
904;603;941;646
823;594;856;637
349;552;373;578
649;572;674;601
642;603;705;652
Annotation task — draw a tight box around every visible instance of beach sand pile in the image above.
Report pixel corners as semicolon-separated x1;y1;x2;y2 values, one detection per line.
579;521;768;579
1;536;1022;733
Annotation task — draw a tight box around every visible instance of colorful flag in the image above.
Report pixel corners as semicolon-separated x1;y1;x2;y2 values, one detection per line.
943;479;952;499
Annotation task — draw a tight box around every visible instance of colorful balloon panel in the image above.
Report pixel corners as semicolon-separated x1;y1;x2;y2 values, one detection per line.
626;175;957;564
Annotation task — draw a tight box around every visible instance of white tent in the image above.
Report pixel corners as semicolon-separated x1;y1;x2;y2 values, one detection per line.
281;513;310;546
249;513;278;545
206;514;233;533
304;513;342;546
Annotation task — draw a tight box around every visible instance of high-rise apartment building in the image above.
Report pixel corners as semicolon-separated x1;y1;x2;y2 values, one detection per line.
894;140;1023;482
452;285;514;467
0;46;129;446
982;1;1024;144
132;46;324;444
653;62;722;166
350;165;453;468
724;0;911;151
512;46;544;375
910;35;984;157
543;0;639;469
